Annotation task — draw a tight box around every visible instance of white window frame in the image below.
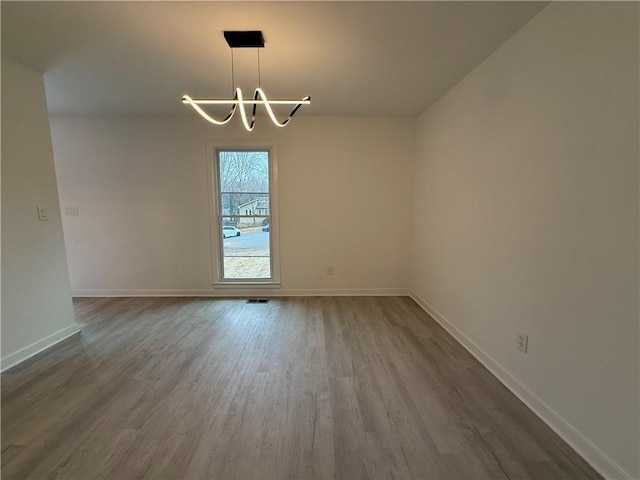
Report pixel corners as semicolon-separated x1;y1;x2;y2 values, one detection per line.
207;142;280;288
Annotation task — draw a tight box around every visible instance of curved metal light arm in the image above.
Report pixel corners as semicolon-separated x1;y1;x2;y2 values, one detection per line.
181;89;311;131
181;95;236;125
236;87;256;132
254;88;310;128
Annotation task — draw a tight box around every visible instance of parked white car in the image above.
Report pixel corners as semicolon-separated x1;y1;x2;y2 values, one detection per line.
222;226;241;238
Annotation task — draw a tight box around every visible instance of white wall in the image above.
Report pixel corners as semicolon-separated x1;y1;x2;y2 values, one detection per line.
1;56;78;370
50;115;414;295
410;3;639;479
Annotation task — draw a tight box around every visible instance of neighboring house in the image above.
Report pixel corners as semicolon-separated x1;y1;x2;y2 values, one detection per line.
237;199;269;226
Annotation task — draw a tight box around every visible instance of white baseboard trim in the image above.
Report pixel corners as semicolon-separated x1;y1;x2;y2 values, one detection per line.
409;290;632;480
71;288;409;298
1;324;80;373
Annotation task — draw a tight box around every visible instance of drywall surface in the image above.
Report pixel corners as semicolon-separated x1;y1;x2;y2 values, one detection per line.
50;115;414;295
411;3;639;478
1;56;77;369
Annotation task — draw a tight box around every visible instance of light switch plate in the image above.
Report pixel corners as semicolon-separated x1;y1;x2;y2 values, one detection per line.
37;206;49;221
64;206;79;216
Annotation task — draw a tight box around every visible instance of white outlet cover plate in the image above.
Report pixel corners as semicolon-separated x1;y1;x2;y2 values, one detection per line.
516;333;528;353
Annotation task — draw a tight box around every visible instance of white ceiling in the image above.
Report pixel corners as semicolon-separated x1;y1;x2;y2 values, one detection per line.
1;1;547;117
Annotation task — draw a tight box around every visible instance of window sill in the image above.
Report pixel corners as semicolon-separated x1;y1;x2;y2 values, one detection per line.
213;281;281;289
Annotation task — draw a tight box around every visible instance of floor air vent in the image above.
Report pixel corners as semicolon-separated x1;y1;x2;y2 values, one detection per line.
247;299;269;304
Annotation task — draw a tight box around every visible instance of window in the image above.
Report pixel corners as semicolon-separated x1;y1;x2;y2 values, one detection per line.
210;147;279;285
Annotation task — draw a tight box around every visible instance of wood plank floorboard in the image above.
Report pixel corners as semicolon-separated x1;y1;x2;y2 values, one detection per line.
1;296;602;479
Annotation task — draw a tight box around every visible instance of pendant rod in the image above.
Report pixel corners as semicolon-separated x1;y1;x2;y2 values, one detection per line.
230;48;235;95
257;48;261;88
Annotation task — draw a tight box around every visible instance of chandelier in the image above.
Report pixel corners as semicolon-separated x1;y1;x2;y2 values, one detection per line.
182;31;310;131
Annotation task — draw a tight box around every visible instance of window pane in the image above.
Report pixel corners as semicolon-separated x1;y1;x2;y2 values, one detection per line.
221;216;271;279
216;148;274;282
218;151;269;193
220;193;269;217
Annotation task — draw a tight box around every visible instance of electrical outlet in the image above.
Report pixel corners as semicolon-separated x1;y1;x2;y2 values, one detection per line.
327;266;334;276
516;333;528;353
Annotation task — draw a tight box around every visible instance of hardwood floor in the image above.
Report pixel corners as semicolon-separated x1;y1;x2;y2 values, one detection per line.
2;296;601;479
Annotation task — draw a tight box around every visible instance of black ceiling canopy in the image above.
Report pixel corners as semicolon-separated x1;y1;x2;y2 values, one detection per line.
223;31;265;48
